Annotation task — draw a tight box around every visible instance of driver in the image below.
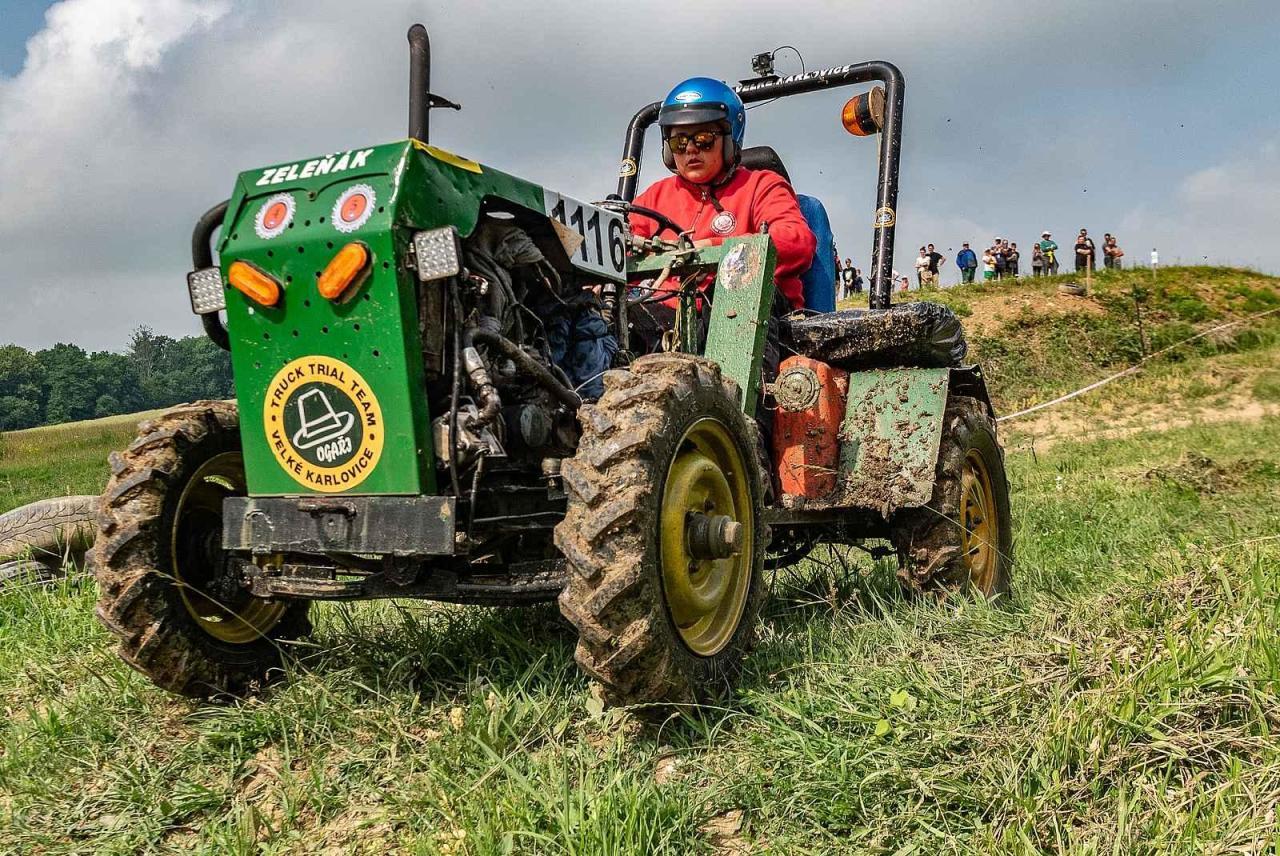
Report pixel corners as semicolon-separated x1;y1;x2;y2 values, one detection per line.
629;77;816;310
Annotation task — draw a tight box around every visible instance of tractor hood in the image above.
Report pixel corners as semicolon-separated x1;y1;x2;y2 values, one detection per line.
216;140;549;498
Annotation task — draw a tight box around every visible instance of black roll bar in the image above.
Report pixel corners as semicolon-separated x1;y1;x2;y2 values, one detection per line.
192;199;230;350
617;61;905;310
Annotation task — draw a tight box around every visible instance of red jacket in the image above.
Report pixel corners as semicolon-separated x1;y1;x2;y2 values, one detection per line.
629;167;817;309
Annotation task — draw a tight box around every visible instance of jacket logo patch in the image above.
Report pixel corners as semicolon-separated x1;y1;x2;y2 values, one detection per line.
711;211;737;235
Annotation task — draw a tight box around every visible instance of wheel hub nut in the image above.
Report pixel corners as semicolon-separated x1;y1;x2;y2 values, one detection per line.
686;512;744;559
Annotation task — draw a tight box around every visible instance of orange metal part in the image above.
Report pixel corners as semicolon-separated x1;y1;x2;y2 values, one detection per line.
772;356;849;499
317;242;369;300
226;260;281;307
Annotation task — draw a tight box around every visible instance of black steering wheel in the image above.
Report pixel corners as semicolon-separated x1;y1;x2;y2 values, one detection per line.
598;198;689;238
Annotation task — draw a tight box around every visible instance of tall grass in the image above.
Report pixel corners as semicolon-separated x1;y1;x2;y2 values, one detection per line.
1;418;1277;853
2;268;1278;852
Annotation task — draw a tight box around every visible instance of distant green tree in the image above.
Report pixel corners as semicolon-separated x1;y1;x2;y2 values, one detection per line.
127;326;170;388
135;334;232;407
6;328;234;429
89;351;144;413
37;343;96;424
94;394;122;418
0;396;41;430
0;344;47;426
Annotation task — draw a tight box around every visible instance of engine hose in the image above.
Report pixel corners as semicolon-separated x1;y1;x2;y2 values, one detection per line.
460;337;502;429
448;291;464;497
468;328;582;410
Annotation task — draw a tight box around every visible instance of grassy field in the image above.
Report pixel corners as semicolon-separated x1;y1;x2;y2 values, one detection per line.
2;268;1279;854
0;411;165;512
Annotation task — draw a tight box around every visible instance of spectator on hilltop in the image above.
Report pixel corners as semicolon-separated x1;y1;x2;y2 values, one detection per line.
1103;233;1124;270
915;246;932;289
925;243;945;289
956;242;978;284
993;238;1007;279
1039;231;1059;275
1031;243;1045;277
838;257;855;299
1075;228;1096;273
982;246;997;281
1007;242;1021;278
851;266;863;295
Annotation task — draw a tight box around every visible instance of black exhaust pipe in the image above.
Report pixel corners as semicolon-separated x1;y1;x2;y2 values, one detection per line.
408;24;430;143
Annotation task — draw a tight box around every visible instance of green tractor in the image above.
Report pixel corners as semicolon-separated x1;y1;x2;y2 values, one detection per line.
90;26;1011;707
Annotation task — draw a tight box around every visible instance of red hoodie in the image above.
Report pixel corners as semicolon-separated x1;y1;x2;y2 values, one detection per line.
629;167;817;309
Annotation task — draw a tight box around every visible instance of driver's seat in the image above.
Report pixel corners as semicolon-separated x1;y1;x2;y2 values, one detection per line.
740;145;837;312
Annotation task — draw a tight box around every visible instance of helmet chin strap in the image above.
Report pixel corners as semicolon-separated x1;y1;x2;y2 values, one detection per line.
704;164;736;211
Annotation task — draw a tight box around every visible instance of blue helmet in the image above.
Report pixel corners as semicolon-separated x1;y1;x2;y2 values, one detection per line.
658;77;746;172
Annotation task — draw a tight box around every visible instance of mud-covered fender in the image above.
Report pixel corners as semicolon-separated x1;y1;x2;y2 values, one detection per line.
836;365;993;515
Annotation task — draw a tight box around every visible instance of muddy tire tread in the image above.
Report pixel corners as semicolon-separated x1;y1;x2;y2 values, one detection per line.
554;355;765;708
890;394;1013;597
90;400;310;698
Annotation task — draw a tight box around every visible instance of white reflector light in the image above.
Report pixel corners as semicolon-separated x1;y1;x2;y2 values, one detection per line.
413;227;462;282
187;266;226;314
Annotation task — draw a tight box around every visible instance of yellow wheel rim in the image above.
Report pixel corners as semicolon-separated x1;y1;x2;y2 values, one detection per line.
172;452;287;644
959;449;1000;594
659;418;754;656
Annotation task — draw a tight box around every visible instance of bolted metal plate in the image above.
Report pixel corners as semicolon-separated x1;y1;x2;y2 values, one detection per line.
223;495;456;557
702;234;776;408
837;368;950;515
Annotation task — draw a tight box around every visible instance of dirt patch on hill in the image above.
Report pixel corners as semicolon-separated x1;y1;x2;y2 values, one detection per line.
964;289;1107;338
1003;393;1278;451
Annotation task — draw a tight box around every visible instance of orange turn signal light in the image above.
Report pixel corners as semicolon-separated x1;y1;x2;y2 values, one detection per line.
317;242;370;301
227;260;281;307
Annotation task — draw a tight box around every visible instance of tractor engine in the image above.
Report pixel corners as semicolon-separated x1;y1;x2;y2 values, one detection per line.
429;217;594;480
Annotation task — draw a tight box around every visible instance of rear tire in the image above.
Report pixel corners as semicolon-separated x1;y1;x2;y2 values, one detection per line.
890;395;1013;599
555;354;766;708
90;402;311;698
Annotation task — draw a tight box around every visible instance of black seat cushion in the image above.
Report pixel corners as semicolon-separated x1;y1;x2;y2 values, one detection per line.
781;302;968;370
740;145;791;183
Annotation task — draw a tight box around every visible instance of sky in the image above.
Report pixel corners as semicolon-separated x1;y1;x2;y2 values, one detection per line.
1;0;1279;351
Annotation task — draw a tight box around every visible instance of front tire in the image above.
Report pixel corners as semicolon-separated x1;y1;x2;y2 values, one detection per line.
555;355;766;708
890;394;1013;598
90;401;311;698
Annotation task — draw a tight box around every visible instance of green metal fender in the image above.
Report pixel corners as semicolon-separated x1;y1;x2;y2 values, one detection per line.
835;364;994;516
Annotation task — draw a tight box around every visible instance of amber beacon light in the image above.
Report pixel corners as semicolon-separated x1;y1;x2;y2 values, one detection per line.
226;260;282;307
317;242;370;300
841;86;885;136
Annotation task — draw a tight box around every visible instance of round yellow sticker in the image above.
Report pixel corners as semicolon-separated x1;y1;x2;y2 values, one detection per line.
263;356;384;493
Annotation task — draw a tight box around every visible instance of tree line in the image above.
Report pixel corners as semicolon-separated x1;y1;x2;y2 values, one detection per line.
0;328;233;431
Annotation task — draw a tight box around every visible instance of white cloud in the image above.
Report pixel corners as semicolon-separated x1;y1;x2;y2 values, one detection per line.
1117;138;1280;269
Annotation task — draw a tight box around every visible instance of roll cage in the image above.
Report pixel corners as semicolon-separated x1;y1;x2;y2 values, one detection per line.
617;61;905;311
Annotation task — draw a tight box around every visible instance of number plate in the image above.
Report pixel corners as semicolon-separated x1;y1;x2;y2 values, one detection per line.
543;190;626;282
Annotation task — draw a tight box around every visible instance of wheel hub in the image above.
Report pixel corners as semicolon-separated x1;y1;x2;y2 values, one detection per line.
659;419;754;657
685;512;744;560
172;452;288;645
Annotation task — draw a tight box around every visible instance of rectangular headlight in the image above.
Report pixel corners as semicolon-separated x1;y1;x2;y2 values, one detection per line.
187;266;225;314
413;226;462;282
